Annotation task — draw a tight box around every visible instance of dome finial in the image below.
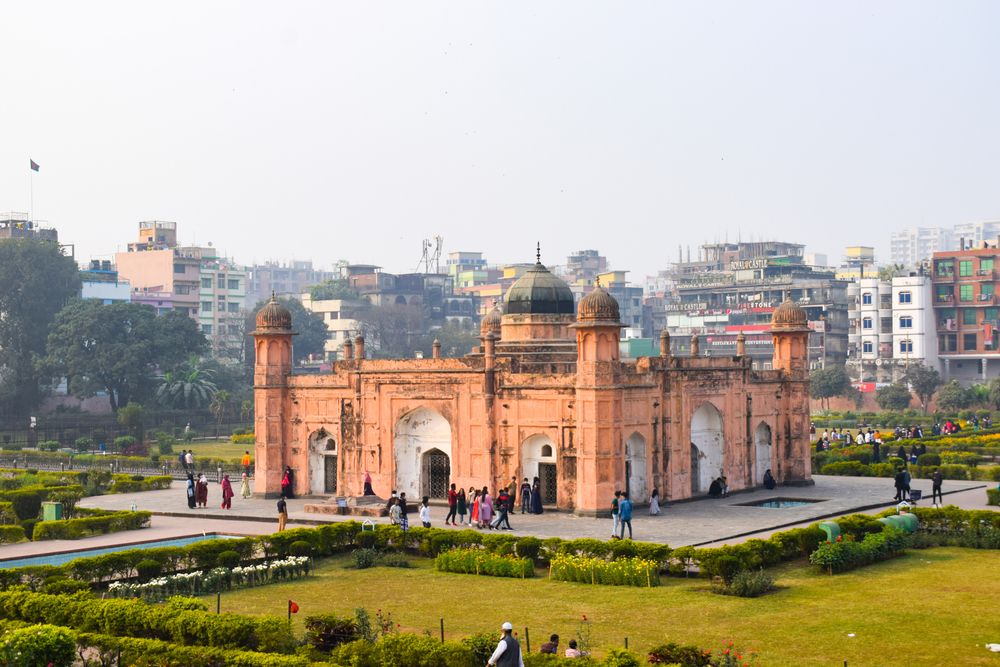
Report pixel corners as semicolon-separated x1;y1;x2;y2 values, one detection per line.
536;241;541;264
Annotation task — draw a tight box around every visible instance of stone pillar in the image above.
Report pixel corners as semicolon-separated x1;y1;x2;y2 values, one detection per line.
943;358;950;381
354;335;365;360
736;332;746;357
432;339;441;359
982;357;988;381
690;334;699;357
659;329;671;359
342;338;353;361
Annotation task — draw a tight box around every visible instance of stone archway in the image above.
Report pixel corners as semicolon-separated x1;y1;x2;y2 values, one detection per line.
521;434;557;505
393;407;452;501
691;402;724;494
625;432;648;502
754;421;773;485
308;429;338;495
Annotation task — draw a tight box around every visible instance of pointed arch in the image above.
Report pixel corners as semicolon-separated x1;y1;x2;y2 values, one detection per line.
625;432;648;502
690;401;724;494
393;407;452;500
754;421;773;485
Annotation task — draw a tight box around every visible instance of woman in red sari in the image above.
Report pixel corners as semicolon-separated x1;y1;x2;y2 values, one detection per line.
220;474;234;509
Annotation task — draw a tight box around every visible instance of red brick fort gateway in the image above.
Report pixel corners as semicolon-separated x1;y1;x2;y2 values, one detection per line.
253;257;812;515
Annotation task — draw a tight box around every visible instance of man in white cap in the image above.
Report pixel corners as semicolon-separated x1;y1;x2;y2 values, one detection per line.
487;621;523;667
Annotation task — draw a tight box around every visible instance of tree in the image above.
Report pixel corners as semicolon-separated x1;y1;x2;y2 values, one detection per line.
41;300;206;411
414;321;480;359
357;304;425;358
309;279;359;301
988;378;1000;410
241;297;329;370
904;364;941;414
209;389;232;435
876;384;912;411
156;356;219;410
117;401;146;443
935;380;971;413
809;366;851;411
0;240;81;417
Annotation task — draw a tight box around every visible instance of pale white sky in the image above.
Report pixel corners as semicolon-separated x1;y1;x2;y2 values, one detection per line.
2;1;998;279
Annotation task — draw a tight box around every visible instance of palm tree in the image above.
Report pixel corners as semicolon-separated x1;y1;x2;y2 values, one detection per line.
156;356;219;410
209;390;232;436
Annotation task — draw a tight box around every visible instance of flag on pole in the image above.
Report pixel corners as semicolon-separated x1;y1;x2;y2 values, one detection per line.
30;159;39;172
289;600;299;613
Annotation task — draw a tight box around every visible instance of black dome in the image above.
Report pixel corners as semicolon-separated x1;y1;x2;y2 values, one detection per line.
504;261;575;315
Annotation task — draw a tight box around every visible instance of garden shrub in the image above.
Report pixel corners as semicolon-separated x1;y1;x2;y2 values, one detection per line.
378;552;411;568
216;550;241;570
31;510;152;541
809;527;909;573
353;547;379;569
435;547;534;578
135;559;162;582
304;613;360;652
717;569;776;597
601;648;642;667
109;474;172;493
74;437;93;453
988;488;999;506
0;623;76;667
820;461;873;476
231;433;256;445
917;453;941;466
549;554;657;587
0;525;26;544
515;536;542;560
355;531;378;549
288;540;313;557
647;641;711;666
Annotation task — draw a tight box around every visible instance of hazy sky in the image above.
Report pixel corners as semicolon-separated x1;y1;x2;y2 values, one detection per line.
3;1;998;279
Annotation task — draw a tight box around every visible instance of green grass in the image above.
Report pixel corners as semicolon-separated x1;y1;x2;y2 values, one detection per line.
180;440;249;461
210;548;1000;666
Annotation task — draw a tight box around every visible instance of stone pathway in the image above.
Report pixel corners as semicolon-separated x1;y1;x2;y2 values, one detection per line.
57;475;988;549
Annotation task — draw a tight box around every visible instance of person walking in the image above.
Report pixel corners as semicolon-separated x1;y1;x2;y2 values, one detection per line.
240;472;252;499
493;488;513;530
184;450;194;470
389;498;401;525
893;469;904;501
185;472;196;509
220;474;234;509
480;487;494;529
520;477;531;514
611;490;621;537
419;496;431;528
648;488;660;516
196;473;209;507
618;492;633;540
445;483;458;525
470;489;481;527
531;477;543;514
276;495;288;531
487;621;524;667
901;467;912;501
456;488;467;525
241;451;252;477
179;450;188;471
398;493;409;532
932;468;944;506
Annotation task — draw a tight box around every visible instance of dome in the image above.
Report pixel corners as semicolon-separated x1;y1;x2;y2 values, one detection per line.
480;302;502;335
771;298;808;330
255;295;293;331
577;284;620;323
503;256;575;315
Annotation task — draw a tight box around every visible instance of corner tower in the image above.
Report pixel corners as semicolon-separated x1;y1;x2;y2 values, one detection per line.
252;296;295;496
770;298;810;378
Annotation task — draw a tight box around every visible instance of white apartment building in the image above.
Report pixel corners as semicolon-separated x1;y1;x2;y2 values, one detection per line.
299;294;365;360
847;275;937;383
890;220;1000;267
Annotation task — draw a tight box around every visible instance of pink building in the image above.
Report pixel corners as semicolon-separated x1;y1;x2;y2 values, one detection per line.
253;257;812;515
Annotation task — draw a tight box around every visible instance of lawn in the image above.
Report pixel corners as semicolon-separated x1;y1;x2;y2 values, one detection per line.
181;439;250;461
211;547;1000;666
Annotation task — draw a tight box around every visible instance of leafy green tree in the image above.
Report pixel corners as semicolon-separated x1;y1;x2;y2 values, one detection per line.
156;356;219;409
414;321;480;359
0;240;81;416
117;401;146;443
357;304;424;358
241;297;330;370
209;389;232;427
876;384;912;411
809;366;851;411
935;380;971;413
41;300;206;411
904;364;941;414
309;279;359;301
988;377;1000;410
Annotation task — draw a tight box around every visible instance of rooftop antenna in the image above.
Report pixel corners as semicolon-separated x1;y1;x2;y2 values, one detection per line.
536;241;541;264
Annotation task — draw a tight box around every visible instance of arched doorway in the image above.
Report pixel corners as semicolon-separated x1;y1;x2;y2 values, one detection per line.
521;434;557;505
754;422;772;485
394;407;452;500
308;429;338;495
690;402;724;494
625;432;648;502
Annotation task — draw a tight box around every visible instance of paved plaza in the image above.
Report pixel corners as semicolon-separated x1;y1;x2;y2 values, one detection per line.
0;475;989;563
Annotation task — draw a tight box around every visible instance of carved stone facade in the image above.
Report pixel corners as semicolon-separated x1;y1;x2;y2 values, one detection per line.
253;262;812;515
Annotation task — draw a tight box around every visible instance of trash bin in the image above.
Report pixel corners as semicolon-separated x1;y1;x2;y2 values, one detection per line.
42;501;63;521
819;520;841;543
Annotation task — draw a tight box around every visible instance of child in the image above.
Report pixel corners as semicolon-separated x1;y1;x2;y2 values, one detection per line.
389;498;401;526
419;496;431;528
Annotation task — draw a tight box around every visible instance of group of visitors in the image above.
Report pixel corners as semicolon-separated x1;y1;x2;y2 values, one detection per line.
185;471;252;510
814;428;884;451
708;476;730;499
486;624;587;666
610;490;634;539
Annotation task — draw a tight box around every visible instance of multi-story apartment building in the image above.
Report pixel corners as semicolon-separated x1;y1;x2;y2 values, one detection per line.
80;260;131;304
299;294;366;360
846;274;937;384
596;270;644;336
191;250;249;358
0;212;58;242
836;246;877;280
564;249;608;285
247;260;333;304
932;243;1000;383
890;220;1000;267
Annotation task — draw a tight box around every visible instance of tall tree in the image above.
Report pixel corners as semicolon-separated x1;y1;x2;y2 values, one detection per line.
0;240;81;417
41;301;206;411
809;366;851;411
875;383;912;411
156;356;219;410
357;304;424;358
935;380;971;413
414;322;480;359
904;364;941;414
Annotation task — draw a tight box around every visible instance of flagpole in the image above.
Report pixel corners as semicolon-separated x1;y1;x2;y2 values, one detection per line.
29;169;33;222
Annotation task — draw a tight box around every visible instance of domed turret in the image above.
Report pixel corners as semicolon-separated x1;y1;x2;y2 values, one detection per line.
255;295;293;331
480;302;502;336
577;284;620;323
771;298;808;330
503;250;575;315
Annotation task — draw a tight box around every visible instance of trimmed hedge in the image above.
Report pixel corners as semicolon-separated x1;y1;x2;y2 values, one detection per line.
809;527;909;573
108;474;173;493
0;525;27;544
32;510;152;541
435;547;534;578
988;488;999;506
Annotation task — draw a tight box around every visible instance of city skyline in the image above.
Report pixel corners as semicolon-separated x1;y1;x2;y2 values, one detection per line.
3;1;998;278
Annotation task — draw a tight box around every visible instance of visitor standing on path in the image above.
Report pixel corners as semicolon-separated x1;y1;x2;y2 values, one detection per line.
220;474;234;509
363;471;374;496
932;468;944;506
520;478;531;514
240;472;252;499
456;488;467;525
648;488;660;516
480;487;494;529
420;496;431;528
196;473;209;507
276;495;287;531
487;622;524;667
185;450;194;470
611;490;621;537
185;472;196;509
389;498;401;525
445;483;458;525
763;469;776;490
281;467;294;499
398;493;409;532
618;492;633;540
241;451;252;477
179;450;188;471
470;489;481;527
507;476;518;513
531;477;543;514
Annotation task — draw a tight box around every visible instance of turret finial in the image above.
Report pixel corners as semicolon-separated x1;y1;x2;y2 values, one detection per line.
536;242;541;264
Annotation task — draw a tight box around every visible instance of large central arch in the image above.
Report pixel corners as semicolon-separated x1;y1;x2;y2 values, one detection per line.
754;421;773;485
393;407;452;500
625;432;648;502
521;434;557;505
691;402;724;494
308;429;338;495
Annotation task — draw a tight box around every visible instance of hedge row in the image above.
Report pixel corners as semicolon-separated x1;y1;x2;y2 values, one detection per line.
434;547;534;578
108;474;173;493
0;525;26;544
32;510;152;541
819;460;1000;481
549;553;660;587
809;527;909;573
988;488;999;506
0;590;296;653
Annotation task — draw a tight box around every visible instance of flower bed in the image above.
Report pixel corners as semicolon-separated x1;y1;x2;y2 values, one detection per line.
809;527;909;574
549;553;660;587
434;547;534;578
107;556;310;602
